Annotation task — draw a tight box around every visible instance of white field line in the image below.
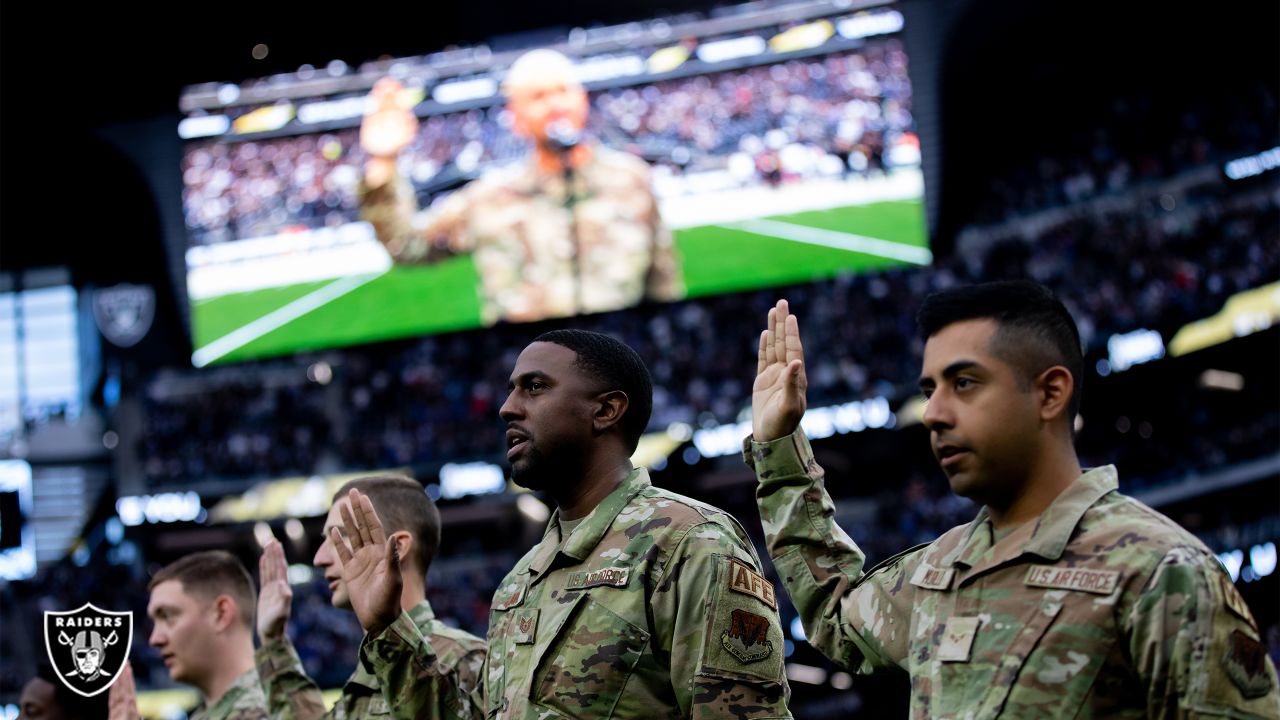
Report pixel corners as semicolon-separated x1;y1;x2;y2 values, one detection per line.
727;217;933;265
192;271;386;367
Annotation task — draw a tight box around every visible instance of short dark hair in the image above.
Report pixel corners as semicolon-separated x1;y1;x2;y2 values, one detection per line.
333;474;440;578
533;329;653;453
916;280;1084;420
148;550;256;630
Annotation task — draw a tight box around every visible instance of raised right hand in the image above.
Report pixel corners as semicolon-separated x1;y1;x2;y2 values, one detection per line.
107;662;140;720
257;539;292;642
360;77;419;159
331;489;403;638
752;299;808;442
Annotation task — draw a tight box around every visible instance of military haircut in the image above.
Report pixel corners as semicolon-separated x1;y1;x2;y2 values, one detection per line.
533;328;653;453
916;279;1085;420
148;550;256;630
334;474;440;578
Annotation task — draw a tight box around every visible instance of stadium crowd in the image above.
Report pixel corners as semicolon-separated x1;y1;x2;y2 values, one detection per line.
141;168;1280;486
179;40;915;245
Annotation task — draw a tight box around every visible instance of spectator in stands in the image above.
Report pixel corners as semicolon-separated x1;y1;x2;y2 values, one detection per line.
358;48;684;326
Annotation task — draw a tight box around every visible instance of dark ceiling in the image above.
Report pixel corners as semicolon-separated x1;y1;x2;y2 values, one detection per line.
1;0;1275;282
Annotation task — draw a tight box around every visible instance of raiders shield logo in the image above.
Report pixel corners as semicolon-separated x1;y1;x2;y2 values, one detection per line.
44;603;133;697
92;283;155;348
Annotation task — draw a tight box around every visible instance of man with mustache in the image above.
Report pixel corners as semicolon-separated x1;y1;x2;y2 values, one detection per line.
255;474;486;719
336;329;792;718
746;283;1279;717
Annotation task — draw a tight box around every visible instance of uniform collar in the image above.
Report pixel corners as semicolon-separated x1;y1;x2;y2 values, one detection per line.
195;668;261;719
528;467;650;577
942;465;1119;569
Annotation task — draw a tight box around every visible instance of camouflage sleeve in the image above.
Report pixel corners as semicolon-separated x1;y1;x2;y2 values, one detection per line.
746;429;920;674
360;610;486;720
254;636;331;720
640;173;685;302
357;175;473;264
655;522;792;719
1126;546;1280;718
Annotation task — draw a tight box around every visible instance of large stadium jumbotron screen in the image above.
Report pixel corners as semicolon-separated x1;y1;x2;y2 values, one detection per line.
177;0;928;366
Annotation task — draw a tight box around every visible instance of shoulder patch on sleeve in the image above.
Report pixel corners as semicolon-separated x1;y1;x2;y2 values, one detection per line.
1223;630;1274;699
699;554;787;684
1218;573;1258;630
721;609;774;663
726;557;778;610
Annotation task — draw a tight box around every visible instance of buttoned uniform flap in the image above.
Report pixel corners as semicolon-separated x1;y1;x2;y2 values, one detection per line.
532;591;651;717
932;594;1068;717
363;694;391;716
965;575;1123;718
699;553;787;685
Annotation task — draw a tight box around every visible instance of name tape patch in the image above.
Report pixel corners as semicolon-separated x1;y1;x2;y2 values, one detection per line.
1219;573;1258;629
727;558;777;610
1024;565;1120;595
565;566;631;590
909;564;955;591
492;581;526;610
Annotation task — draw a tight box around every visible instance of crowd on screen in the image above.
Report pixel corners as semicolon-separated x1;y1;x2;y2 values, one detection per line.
141;168;1279;487
179;40;915;245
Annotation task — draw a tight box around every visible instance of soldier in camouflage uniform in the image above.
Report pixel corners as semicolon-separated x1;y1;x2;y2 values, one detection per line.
254;475;486;719
332;330;792;718
745;285;1280;718
142;551;270;720
358;49;684;327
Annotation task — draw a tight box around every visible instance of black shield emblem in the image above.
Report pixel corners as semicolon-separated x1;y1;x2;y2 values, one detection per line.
44;603;133;697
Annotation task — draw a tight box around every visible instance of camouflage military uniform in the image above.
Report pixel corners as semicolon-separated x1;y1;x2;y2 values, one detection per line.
747;429;1280;719
256;600;485;720
190;668;269;720
363;468;792;718
359;145;684;326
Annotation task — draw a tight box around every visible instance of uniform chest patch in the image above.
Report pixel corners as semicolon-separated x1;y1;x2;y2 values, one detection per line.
1024;565;1120;595
937;616;980;662
512;609;539;645
720;609;774;663
493;581;526;610
909;563;955;591
565;566;630;590
726;558;777;610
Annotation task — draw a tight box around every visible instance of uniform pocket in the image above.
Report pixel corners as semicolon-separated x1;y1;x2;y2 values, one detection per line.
532;593;650;718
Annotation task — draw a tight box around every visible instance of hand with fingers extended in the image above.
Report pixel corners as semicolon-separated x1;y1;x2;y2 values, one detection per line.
257;539;293;643
753;298;809;442
331;489;403;638
108;662;141;720
360;77;419;160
